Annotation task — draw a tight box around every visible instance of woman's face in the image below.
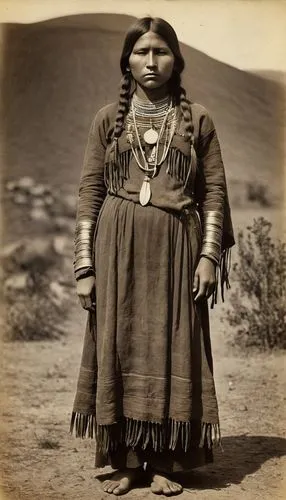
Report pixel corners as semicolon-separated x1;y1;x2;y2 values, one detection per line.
128;31;175;92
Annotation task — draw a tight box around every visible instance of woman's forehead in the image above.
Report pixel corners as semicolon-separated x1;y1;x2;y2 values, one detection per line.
132;31;169;50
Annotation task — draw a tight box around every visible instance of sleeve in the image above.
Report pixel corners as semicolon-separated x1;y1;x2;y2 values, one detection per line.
74;109;108;279
196;111;226;265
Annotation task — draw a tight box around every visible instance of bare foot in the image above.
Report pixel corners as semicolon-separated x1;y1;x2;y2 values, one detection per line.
102;468;142;496
150;471;183;496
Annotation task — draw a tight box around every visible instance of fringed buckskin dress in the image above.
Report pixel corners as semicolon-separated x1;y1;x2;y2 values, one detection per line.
71;99;234;472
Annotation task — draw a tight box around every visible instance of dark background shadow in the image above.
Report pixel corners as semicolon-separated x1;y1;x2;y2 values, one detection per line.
178;435;286;490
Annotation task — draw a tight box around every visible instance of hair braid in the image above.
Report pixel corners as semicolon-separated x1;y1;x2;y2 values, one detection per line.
112;72;132;142
179;86;194;144
178;86;197;179
107;72;132;168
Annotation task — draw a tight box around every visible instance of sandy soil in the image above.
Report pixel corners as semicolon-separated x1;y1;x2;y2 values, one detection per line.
1;291;285;500
0;205;285;500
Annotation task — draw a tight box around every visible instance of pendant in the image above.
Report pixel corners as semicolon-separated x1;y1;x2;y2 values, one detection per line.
139;176;151;206
143;128;158;145
148;145;156;164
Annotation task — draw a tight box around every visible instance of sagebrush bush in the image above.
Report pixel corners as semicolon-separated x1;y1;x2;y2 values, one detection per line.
2;241;69;341
6;292;65;341
225;217;286;350
246;182;271;207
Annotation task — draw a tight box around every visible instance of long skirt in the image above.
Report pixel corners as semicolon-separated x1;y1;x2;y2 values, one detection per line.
71;194;220;471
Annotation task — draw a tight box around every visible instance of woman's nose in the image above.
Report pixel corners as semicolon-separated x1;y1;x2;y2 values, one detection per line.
146;51;157;68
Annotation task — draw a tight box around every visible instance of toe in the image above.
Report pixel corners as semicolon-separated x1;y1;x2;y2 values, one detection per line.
107;481;120;493
112;487;121;495
112;483;121;493
151;481;162;494
102;480;111;492
113;483;127;495
171;482;182;493
163;485;172;495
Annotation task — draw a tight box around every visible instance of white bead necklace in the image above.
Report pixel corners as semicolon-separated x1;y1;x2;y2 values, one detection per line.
127;98;177;206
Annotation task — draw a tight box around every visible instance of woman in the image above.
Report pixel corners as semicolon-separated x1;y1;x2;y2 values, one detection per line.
71;16;234;496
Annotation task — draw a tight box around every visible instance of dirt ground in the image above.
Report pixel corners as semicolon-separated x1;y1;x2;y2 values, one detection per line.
1;293;285;500
1;207;286;499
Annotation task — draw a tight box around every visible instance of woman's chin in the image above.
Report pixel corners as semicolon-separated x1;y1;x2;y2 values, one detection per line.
141;81;161;89
137;81;169;95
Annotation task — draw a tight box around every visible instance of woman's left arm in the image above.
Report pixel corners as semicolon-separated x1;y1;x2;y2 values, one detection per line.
193;111;226;301
74;108;108;280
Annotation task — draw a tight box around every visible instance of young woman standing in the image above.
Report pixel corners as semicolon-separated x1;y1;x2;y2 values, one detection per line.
71;17;234;496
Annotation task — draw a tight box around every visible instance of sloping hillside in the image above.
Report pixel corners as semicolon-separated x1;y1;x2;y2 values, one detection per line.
2;13;284;201
249;70;285;86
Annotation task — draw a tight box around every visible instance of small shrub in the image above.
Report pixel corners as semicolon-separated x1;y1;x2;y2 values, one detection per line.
246;182;271;207
6;292;66;341
36;436;61;450
2;239;69;341
225;217;286;350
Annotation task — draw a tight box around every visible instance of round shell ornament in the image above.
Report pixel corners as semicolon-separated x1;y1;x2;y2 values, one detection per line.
143;128;159;145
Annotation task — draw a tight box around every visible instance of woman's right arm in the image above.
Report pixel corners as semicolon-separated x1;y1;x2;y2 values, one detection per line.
74;109;108;308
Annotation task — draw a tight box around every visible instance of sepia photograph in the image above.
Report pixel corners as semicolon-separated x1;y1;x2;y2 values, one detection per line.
0;1;285;498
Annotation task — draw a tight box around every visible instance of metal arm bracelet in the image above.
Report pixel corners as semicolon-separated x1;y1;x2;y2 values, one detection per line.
74;220;96;276
200;210;223;265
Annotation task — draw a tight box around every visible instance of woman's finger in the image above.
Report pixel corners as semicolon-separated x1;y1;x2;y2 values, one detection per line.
206;282;215;299
193;272;199;294
79;296;87;310
194;280;208;302
79;295;93;311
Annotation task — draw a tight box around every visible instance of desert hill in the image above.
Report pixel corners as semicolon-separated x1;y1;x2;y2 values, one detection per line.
2;14;284;202
249;70;285;86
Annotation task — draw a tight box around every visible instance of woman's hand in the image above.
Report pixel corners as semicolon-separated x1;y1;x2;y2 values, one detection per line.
193;257;216;302
76;275;96;311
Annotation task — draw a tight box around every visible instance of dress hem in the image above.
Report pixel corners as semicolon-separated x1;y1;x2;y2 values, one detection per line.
70;412;221;453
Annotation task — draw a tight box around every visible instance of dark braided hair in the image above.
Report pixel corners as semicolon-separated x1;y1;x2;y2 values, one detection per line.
178;86;195;144
109;16;195;157
107;71;132;164
112;72;132;142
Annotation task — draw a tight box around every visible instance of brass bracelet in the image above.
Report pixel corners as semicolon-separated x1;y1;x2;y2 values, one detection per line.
75;267;95;281
200;210;223;264
74;219;96;273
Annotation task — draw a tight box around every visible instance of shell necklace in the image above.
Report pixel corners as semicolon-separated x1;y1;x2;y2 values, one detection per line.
127;98;177;206
132;94;171;147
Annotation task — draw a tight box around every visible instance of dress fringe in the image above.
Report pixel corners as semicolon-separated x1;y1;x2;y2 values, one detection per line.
70;412;96;439
104;146;196;194
104;149;132;193
166;147;196;188
70;413;221;454
210;247;232;309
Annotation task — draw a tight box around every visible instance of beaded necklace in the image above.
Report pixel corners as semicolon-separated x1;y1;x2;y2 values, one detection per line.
126;95;177;206
132;94;170;117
